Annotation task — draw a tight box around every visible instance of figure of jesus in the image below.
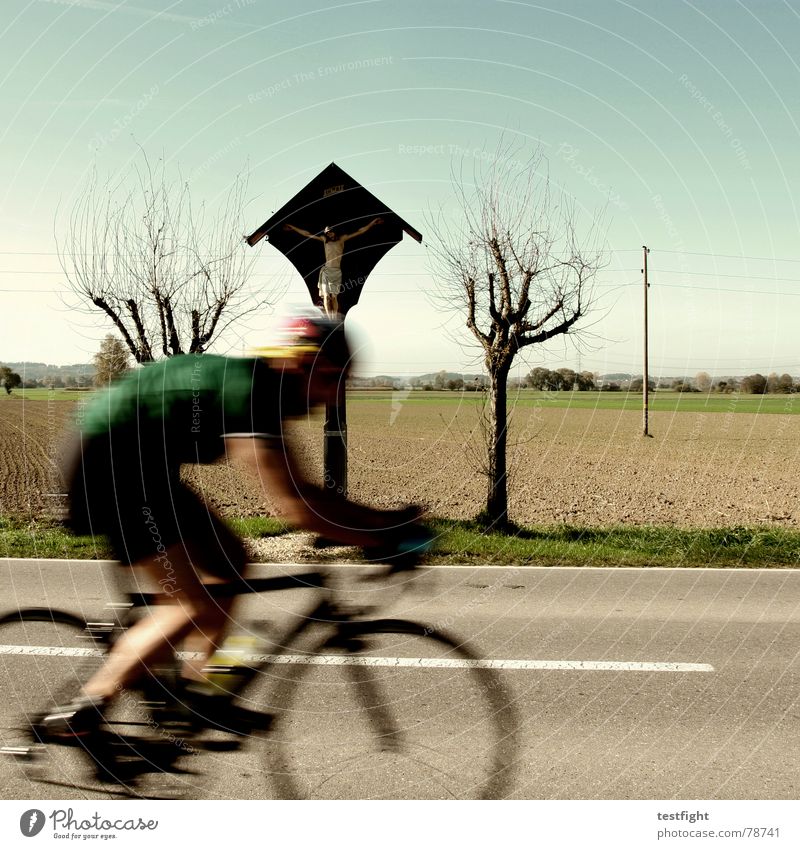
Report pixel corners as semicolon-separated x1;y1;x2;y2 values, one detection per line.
284;217;383;316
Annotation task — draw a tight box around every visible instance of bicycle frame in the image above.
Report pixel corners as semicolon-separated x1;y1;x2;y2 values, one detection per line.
143;568;395;653
0;564;519;800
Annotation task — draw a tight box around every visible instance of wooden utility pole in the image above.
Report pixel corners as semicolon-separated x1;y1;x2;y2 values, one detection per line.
642;245;651;437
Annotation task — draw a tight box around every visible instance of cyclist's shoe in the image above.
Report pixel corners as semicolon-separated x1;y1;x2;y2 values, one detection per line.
32;695;107;745
180;685;272;737
367;522;434;572
31;696;128;783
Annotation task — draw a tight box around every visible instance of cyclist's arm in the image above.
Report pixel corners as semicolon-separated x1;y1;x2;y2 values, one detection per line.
225;436;410;547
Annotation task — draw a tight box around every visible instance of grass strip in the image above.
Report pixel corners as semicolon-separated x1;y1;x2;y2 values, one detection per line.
348;390;799;415
0;516;287;560
2;515;798;567
427;520;800;568
0;516;800;568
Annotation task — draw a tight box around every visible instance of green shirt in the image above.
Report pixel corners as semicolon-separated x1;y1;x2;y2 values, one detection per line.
80;354;283;464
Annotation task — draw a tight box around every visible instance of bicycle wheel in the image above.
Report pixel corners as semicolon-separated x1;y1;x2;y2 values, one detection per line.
0;608;209;799
0;608;109;794
251;619;519;799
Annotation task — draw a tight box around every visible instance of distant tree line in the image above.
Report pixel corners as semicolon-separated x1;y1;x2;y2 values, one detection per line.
348;371;489;391
349;368;798;395
519;368;798;394
1;337;130;391
1;361;94;390
0;372;94;390
667;372;798;394
524;367;597;391
411;371;488;391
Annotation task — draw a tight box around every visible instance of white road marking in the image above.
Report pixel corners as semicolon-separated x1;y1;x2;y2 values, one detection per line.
0;644;714;672
237;655;714;672
0;645;104;658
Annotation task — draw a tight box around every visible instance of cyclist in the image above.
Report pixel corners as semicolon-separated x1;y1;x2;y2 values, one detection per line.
37;311;421;767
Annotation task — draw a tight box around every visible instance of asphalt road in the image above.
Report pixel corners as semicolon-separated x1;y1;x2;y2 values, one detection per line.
0;558;797;800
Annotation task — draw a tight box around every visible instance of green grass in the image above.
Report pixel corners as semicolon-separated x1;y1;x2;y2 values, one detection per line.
0;388;91;401
349;389;799;414
225;516;289;538
3;388;796;414
2;515;798;568
426;519;800;568
0;515;287;560
0;517;112;559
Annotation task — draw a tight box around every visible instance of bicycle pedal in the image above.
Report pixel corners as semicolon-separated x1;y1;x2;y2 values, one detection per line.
0;744;44;761
2;744;47;781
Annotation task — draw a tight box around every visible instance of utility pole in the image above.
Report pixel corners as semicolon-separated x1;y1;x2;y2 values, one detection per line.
642;245;651;437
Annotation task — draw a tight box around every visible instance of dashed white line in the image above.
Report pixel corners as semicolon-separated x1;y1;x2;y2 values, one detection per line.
0;645;714;672
0;645;103;658
246;655;714;672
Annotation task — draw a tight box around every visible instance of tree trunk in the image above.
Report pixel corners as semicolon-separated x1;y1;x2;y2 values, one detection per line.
485;359;511;528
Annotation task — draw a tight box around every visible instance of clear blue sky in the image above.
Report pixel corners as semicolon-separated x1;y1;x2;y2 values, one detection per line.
1;0;799;378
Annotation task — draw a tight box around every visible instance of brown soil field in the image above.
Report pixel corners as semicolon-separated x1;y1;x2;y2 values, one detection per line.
2;398;799;527
0;399;71;519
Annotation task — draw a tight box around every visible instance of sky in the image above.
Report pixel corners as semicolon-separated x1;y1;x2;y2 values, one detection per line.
1;0;799;378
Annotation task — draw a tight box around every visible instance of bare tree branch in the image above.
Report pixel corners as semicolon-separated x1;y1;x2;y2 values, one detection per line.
425;139;608;527
58;153;274;361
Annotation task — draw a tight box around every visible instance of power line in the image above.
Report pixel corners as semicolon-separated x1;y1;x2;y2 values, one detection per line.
2;247;800;262
4;283;800;298
0;269;428;276
6;265;800;286
651;268;800;283
0;248;641;257
652;249;800;263
650;283;800;297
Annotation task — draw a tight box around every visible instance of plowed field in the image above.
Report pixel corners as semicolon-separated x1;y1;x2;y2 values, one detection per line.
0;398;71;519
2;396;799;527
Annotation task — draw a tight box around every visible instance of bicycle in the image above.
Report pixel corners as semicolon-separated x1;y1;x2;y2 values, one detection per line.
0;553;519;800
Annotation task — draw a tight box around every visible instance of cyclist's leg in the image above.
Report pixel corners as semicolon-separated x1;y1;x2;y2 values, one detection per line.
79;544;216;700
83;483;250;697
166;498;272;733
170;486;249;683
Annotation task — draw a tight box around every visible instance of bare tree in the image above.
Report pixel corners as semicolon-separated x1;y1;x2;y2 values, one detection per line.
93;334;131;386
427;145;605;528
58;155;270;363
695;371;712;393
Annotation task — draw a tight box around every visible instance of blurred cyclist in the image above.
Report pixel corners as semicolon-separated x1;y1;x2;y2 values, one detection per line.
38;311;421;755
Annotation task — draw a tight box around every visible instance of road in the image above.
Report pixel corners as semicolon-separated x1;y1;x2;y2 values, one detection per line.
0;559;798;800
